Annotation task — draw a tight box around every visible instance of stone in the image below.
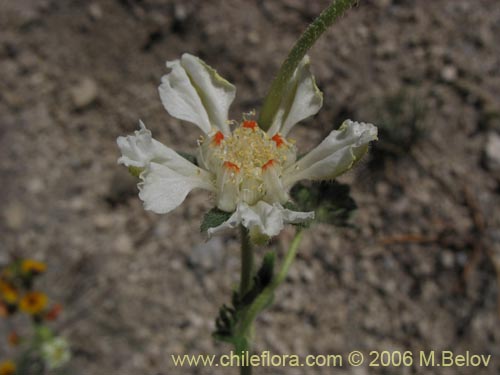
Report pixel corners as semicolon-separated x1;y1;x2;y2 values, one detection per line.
114;234;134;254
89;3;103;20
4;202;25;229
441;65;458;82
484;132;500;176
71;78;98;109
247;31;260;45
94;213;113;229
27;177;44;194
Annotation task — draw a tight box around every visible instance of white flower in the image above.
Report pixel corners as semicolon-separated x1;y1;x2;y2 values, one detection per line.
41;337;71;370
117;53;377;238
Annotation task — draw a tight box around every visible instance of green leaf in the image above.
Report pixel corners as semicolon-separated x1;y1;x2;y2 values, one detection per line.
241;252;276;305
289;181;357;227
200;208;232;233
213;251;277;343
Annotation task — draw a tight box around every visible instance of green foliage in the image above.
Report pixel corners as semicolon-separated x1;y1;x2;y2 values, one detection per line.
289;181;357;227
200;208;232;233
214;252;276;343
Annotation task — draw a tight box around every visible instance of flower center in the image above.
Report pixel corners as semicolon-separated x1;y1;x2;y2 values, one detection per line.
212;122;289;179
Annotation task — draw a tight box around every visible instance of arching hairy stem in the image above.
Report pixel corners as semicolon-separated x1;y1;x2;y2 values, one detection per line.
258;0;358;131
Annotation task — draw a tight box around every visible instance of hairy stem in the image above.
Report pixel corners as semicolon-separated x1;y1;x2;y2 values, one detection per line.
239;230;304;337
239;226;254;375
258;0;357;130
240;226;254;296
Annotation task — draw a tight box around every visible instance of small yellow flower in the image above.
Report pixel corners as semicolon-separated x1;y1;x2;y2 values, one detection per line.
21;259;47;276
19;291;48;315
0;360;16;375
0;281;18;304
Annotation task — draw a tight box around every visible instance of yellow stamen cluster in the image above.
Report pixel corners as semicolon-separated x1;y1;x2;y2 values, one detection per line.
19;291;48;315
212;123;289;179
0;281;18;304
21;259;47;275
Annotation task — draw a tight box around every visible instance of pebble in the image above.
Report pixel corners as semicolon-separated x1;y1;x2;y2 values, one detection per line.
484;132;500;176
71;77;98;109
89;3;103;20
441;65;458;82
69;197;87;212
27;177;44;194
114;234;134;254
94;213;114;229
173;4;188;22
3;202;26;229
440;250;455;268
247;31;260;45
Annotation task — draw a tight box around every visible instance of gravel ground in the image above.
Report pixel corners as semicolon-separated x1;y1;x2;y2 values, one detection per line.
1;0;500;374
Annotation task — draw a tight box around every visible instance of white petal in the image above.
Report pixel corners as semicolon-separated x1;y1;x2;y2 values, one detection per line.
215;164;241;212
280;206;316;225
139;162;215;214
117;121;205;177
159;53;236;135
240;177;261;206
262;161;288;204
208;201;313;238
267;55;323;137
283;120;378;188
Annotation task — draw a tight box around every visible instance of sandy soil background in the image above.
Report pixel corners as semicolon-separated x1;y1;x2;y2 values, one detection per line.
1;0;500;374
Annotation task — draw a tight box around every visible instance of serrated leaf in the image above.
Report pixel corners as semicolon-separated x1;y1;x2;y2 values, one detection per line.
289;181;357;227
200;208;232;233
213;251;277;343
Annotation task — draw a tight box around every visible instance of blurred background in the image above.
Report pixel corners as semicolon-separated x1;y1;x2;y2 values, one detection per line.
1;0;499;374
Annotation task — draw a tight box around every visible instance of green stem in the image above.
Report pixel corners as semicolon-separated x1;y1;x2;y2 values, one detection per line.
239;226;254;375
239;230;304;337
240;352;252;375
258;0;357;131
240;226;254;296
